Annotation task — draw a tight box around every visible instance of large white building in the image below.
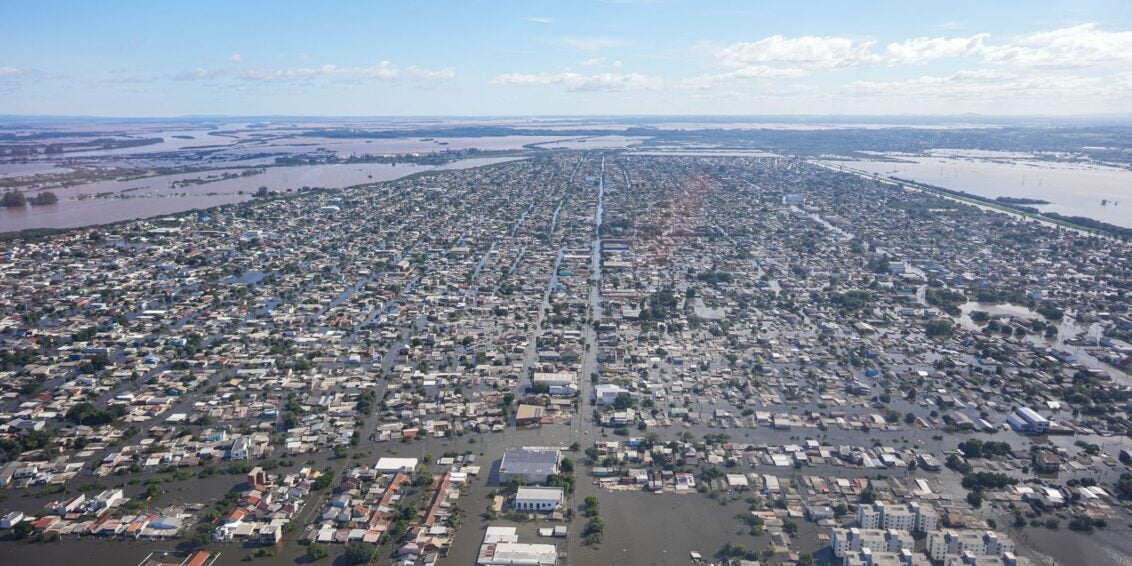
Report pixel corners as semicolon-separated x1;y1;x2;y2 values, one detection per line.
499;448;560;484
513;486;564;512
375;457;419;473
927;530;1016;562
832;528;915;559
477;525;556;566
593;383;626;405
857;502;938;532
1006;407;1049;434
531;372;578;396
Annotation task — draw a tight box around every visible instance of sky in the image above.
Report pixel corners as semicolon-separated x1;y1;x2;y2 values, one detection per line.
2;0;1132;117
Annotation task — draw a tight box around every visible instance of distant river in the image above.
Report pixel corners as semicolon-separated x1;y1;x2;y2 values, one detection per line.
0;157;522;233
833;154;1132;228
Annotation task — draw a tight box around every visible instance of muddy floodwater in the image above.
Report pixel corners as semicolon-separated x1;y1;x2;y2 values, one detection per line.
838;154;1132;228
0;157;523;232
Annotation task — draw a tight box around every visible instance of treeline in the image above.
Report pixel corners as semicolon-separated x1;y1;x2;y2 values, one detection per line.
1041;212;1132;240
958;439;1013;458
298;126;605;139
0;137;162;156
2;190;59;207
66;402;129;426
995;196;1050;205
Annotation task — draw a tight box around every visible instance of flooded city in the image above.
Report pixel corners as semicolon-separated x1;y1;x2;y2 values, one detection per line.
5;2;1132;566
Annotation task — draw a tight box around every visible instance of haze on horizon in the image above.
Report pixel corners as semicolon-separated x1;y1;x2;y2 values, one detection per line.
2;0;1132;117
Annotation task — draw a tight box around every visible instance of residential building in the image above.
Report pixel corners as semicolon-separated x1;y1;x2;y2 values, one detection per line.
927;530;1016;562
857;502;937;532
832;528;915;559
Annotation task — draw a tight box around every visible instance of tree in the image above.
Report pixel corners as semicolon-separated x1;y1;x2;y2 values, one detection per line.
925;320;954;338
13;521;34;539
307;543;329;560
412;465;434;487
584;495;600;517
613;393;635;410
858;486;877;504
966;490;983;508
2;190;26;208
583;517;604;533
504;475;525;494
344;541;377;564
1117;473;1132;498
29;191;58;206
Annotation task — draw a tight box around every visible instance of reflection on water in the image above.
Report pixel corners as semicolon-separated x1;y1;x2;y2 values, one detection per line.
839;155;1132;228
0;157;523;232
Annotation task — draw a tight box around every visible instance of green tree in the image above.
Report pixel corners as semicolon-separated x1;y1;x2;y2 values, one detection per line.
13;521;34;539
344;541;377;564
307;543;329;560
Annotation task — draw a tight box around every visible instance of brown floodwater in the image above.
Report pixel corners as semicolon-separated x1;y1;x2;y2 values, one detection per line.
0;157;523;233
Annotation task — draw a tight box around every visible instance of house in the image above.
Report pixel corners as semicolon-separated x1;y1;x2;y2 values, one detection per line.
1;511;24;529
259;523;283;545
248;467;269;490
513;487;564;512
514;405;545;427
230;438;251;460
1032;451;1060;473
92;488;125;510
499;448;560;485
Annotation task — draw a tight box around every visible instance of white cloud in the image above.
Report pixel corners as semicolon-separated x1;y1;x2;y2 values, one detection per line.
561;37;628;51
360;61;398;79
0;66;23;77
581;58;624;69
522;16;554;24
228;53;242;62
493;71;661;92
175;67;227;81
982;23;1132;67
684;65;808;89
714;33;992;70
405;65;456;79
240;61;454;81
882;34;988;65
241;66;328;81
843;68;1129;102
716;35;879;69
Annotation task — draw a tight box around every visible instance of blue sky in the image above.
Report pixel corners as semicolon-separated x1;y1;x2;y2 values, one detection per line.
2;0;1131;116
